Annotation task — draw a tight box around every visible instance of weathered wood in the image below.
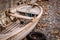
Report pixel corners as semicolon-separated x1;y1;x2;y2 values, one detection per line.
8;3;43;40
0;3;43;40
9;13;34;20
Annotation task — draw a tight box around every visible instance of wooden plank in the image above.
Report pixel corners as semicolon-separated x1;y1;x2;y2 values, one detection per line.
9;13;34;20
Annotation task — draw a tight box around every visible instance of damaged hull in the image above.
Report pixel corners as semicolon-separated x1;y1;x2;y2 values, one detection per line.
0;3;43;40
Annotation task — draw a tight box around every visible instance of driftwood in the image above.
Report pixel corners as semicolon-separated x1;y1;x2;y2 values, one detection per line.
0;3;43;40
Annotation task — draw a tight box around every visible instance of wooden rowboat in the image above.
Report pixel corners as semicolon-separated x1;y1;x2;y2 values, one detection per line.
0;3;43;40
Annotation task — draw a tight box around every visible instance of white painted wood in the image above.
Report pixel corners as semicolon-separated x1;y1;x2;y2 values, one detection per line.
0;3;43;40
10;5;40;14
9;13;34;20
10;3;43;40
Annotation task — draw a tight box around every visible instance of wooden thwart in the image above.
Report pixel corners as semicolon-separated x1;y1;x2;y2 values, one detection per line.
9;13;34;20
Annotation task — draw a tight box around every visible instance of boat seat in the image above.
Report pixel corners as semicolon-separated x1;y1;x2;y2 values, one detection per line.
9;13;34;20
